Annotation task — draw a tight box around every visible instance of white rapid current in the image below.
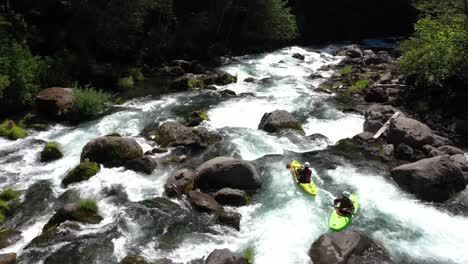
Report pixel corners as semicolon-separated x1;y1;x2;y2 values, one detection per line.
0;45;467;264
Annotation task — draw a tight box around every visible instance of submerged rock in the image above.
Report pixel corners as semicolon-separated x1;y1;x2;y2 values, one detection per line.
391;155;466;202
36;87;74;118
164;169;196;197
214;188;249;206
196;157;261;191
258;110;304;134
125;156;157;174
218;211;242;231
40;142;64;162
62;161;101;187
292;53;305;60
81;136;143;168
309;231;391;264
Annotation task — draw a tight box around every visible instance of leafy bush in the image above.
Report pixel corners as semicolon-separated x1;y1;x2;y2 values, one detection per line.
78;199;98;214
398;16;468;87
73;86;112;120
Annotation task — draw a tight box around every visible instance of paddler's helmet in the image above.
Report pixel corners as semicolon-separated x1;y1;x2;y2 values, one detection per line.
304;162;310;168
342;191;351;198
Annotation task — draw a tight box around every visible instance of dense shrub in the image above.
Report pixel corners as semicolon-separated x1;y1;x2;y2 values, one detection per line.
73;86;112;120
398;16;468;87
78;199;98;214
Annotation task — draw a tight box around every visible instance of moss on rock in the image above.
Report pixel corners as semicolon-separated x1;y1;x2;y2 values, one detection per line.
187;78;205;90
120;255;149;264
41;141;64;162
185;110;209;127
62;161;101;187
0;120;27;140
118;76;135;89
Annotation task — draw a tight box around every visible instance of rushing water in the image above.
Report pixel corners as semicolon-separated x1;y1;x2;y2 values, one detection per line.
0;45;467;264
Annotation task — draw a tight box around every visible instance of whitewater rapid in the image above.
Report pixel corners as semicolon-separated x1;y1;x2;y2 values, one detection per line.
0;45;467;264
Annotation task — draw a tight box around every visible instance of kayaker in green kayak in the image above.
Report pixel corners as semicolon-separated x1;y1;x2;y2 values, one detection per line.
333;191;355;217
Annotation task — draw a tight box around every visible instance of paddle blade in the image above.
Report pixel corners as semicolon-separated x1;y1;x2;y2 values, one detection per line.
286;164;291;169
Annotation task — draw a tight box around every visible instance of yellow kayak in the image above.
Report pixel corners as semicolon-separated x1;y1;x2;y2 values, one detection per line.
289;160;317;196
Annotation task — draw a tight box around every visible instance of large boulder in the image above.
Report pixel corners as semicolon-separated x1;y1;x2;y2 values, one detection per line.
450;154;468;170
125;156;157;174
205;248;247;264
81;136;143;168
155;122;222;150
391;155;466;202
436;146;464;156
36;87;74;118
364;88;388;103
387;116;434;149
214;188;249;206
188;191;223;214
364;105;402;134
309;231;391;264
62;161;101;187
119;255;150;264
218;211;242;231
0;229;22;249
337;45;363;59
0;253;16;264
43;203;103;231
258;110;304;134
164;169;196;197
196;157;261;191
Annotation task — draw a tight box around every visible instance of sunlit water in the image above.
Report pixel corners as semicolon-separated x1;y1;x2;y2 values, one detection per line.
0;45;467;264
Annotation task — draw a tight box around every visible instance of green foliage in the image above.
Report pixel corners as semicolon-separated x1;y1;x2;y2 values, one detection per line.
187;78;205;90
73;86;112;120
0;120;27;140
78;199;98;214
0;188;20;201
339;66;353;76
118;77;135;89
0;42;44;110
244;247;255;264
349;79;370;93
398;16;468;87
128;68;144;82
412;0;466;20
261;0;299;42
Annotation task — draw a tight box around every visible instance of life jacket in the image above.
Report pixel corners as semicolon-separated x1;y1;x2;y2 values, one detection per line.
334;197;354;214
298;168;311;183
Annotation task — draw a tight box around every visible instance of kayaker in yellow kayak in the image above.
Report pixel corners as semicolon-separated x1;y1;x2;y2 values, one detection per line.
297;162;312;183
333;191;355;217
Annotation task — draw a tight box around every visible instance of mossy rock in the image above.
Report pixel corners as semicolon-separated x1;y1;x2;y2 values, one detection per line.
0;120;27;140
0;228;22;249
185;110;209;127
318;65;332;71
43;202;102;231
349;79;370;93
152;147;168;154
244;247;255;264
41;141;64;162
204;85;217;90
30;226;60;245
120;255;149;264
62;161;101;187
105;133;122;137
335;138;361;153
139;197;180;211
118;76;135;89
188;78;205;90
29;123;48;131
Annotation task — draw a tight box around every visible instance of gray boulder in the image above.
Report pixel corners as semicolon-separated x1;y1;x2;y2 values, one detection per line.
188;191;223;214
364;105;402;134
205;248;247;264
0;253;16;264
36;87;74;118
437;145;464;156
214;188;249;206
433;135;454;147
0;229;22;249
337;45;363;58
125;156;157;174
196;157;261;191
258;110;304;134
81;136;143;168
391;155;466;202
387;116;434;149
164;169;196;197
156;122;222;150
309;231;391;264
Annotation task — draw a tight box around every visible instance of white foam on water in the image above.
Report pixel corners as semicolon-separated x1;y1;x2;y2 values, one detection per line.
303;113;364;144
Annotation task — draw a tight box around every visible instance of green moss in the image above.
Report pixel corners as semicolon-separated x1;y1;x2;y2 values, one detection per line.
349;79;370;93
118;76;135;89
128;67;144;82
244;247;255;264
187;78;205;90
204;85;217;90
152;147;168;154
339;65;353;76
29;123;48;130
185;110;209;127
41;141;64;162
62;161;101;187
0;200;10;213
30;227;59;245
0;188;20;201
78;199;98;214
0;213;5;224
0;120;27;140
319;65;332;71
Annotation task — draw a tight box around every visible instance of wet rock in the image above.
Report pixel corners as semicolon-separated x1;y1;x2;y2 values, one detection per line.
364;88;388;103
120;255;150;264
433;135;454;147
185;111;209;127
152;147;168;154
155;122;222;150
220;89;236;96
0;229;22;249
196;157;261;191
125;156;157;174
62;161;101;187
391;155;466;202
437;146;464;156
43;203;103;231
395;143;414;161
213;73;237;86
40;142;64;162
364;104;402;134
308;133;331;143
214;188;249;206
337;45;363;58
205;248;247;264
309;231;391;264
445;189;468;216
81;136;143;168
164;169;196;197
0;253;16;264
36;87;74;118
171;74;204;91
0;120;27;140
421;145;436;155
244;77;255;83
168;154;188;164
188;191;223;214
387;116;434;149
258;110;304;134
218;211;242;231
57;189;81;207
292;53;305;60
353;132;374;141
189;62;208;75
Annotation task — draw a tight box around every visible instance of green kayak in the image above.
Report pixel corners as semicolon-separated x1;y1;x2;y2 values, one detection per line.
328;194;359;231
